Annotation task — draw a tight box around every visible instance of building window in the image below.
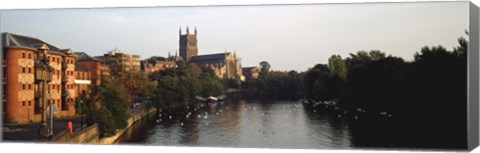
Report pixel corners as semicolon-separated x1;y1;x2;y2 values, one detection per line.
22;52;25;58
22;84;25;90
22;101;25;107
28;53;31;59
53;84;55;90
22;67;25;73
53;100;55;105
3;67;6;78
52;57;55;62
28;68;31;73
28;84;31;90
3;85;6;96
28;100;31;106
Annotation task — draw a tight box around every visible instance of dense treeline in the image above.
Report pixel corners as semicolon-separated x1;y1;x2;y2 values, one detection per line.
241;61;305;99
240;36;468;148
149;61;224;107
338;38;467;148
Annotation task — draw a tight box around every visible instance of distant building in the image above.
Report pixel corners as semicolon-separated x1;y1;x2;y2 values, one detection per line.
189;52;243;80
95;50;141;73
141;56;176;74
242;66;260;80
1;32;83;123
178;27;244;80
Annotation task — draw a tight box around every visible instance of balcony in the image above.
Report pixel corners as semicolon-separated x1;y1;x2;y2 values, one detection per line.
74;79;91;85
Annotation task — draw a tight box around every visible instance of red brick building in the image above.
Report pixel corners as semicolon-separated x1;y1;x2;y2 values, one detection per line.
74;52;101;85
1;32;90;124
74;64;92;98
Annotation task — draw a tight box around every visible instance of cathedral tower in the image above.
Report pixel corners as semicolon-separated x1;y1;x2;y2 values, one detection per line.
179;26;198;61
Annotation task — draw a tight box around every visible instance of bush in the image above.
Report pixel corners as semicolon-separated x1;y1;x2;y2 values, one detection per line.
90;106;116;138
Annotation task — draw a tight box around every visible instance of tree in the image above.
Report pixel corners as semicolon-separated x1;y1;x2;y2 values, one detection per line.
259;61;271;77
304;64;333;101
328;55;347;79
122;71;155;107
87;77;129;138
98;78;128;129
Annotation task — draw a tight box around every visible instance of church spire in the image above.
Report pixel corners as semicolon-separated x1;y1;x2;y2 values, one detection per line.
187;26;190;34
179;27;182;35
194;27;197;35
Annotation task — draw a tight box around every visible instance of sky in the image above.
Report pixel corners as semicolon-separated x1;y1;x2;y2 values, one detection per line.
0;1;469;72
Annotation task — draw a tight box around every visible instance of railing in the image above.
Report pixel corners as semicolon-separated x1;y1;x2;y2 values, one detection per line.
50;123;99;143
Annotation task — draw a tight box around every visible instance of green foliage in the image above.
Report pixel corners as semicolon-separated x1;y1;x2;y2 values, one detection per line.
122;71;156;107
90;106;116;137
259;61;271;77
304;64;337;101
150;62;225;107
87;77;130;138
328;55;347;80
200;71;224;96
242;62;305;99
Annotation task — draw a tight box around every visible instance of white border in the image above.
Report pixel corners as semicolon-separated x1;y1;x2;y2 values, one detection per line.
0;1;478;153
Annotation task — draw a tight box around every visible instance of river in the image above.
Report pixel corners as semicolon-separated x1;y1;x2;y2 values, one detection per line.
118;99;354;149
116;98;466;150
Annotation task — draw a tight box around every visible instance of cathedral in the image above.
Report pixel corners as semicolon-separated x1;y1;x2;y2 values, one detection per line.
178;27;244;81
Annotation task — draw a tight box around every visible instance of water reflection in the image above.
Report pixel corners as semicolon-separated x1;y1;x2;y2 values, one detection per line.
120;99;353;149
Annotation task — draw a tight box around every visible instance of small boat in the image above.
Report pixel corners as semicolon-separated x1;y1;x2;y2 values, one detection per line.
195;95;227;104
217;95;227;101
207;96;218;103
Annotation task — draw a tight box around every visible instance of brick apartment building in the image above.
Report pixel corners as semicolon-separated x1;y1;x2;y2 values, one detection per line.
1;32;98;124
95;50;141;73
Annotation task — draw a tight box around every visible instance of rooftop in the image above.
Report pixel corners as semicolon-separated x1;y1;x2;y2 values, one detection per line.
189;52;231;63
74;52;100;62
2;32;62;52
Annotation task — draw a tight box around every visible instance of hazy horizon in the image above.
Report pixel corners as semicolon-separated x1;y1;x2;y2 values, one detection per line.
0;2;469;72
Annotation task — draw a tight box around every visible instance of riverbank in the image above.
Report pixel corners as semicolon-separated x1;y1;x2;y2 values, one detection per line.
49;105;157;144
99;106;157;144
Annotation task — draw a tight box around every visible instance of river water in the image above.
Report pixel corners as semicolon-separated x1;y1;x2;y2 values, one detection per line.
119;99;354;149
117;99;466;150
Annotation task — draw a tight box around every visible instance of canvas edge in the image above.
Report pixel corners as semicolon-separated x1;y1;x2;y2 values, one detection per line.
468;1;480;151
0;10;4;142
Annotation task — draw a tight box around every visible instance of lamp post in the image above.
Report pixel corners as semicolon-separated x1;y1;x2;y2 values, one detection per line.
35;44;54;138
80;100;83;130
